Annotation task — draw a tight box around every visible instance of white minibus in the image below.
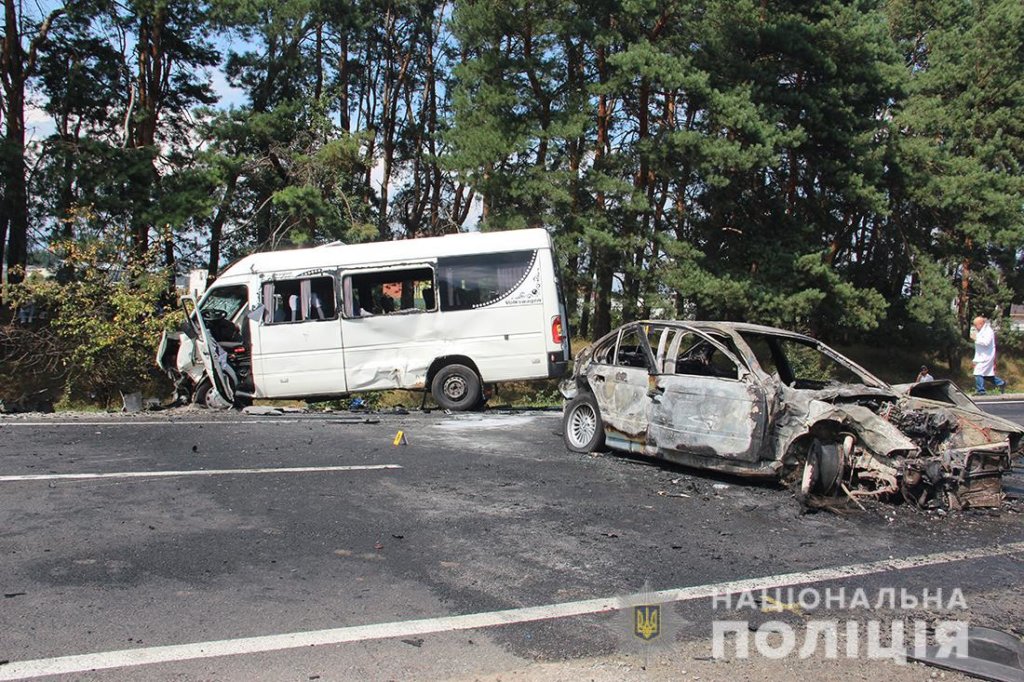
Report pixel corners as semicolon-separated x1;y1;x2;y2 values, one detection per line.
157;228;570;410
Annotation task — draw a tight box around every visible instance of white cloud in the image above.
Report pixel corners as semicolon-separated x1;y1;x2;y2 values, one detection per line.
24;102;56;142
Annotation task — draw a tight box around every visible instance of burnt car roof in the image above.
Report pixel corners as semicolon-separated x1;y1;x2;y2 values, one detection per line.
636;319;821;342
617;319;890;387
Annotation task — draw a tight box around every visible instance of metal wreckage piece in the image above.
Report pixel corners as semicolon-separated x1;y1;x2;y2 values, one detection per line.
778;385;1017;509
907;625;1024;682
561;321;1024;510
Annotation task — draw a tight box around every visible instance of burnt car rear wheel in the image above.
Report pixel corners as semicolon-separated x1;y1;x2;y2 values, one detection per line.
563;394;606;453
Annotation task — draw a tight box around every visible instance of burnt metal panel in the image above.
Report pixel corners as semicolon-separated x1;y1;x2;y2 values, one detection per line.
648;374;767;462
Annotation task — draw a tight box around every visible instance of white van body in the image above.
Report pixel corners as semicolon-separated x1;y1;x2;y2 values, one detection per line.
158;229;570;410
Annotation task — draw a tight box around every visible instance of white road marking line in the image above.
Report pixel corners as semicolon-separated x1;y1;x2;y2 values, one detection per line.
2;541;1022;681
0;464;402;483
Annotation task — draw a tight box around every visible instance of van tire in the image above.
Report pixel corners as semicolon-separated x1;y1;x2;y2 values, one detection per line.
194;377;234;410
431;364;482;411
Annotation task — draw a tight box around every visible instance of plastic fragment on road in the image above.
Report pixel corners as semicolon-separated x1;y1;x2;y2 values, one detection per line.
242;406;284;416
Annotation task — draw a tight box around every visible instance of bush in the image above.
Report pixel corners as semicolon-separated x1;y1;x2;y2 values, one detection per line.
2;242;172;408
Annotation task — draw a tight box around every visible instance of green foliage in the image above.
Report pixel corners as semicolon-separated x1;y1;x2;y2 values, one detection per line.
9;0;1024;407
890;0;1024;343
5;242;170;405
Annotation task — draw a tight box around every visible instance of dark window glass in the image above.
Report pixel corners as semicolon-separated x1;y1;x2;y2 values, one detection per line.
263;276;337;324
308;277;336;319
436;250;536;311
342;267;435;318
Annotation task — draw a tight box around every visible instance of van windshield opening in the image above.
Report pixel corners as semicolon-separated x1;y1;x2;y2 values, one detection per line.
200;286;248;320
199;285;248;343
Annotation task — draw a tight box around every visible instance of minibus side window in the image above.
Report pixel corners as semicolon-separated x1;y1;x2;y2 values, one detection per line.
436;250;536;312
341;267;435;317
262;276;337;323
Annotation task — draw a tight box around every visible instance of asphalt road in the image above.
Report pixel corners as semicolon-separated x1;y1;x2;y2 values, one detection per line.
1;403;1022;681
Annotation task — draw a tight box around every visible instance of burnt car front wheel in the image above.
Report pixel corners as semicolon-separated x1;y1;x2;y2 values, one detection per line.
563;394;606;453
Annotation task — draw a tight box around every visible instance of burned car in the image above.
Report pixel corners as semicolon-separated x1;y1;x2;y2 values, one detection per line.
561;321;1023;509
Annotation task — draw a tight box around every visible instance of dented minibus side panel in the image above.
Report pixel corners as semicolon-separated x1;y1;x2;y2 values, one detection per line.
251;269;347;399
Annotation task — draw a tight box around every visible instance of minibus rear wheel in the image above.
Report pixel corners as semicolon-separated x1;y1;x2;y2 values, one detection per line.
431;364;483;411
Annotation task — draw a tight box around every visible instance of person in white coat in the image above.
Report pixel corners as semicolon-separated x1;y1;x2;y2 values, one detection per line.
972;316;1007;394
915;365;934;383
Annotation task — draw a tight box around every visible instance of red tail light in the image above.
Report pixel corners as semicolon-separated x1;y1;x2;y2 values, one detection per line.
551;316;564;344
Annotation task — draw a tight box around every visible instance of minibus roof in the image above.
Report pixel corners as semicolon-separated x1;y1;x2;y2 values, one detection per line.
218;228;553;279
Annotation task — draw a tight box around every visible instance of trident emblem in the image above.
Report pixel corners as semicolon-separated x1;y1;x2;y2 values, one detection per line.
634;605;661;641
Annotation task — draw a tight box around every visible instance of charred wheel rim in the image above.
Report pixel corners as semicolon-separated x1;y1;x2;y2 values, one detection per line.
567;402;598;449
441;374;469;401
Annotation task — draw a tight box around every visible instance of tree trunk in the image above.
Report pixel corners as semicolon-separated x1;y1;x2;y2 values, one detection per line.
206;171;239;285
314;23;324;100
163;223;176;295
957;246;972;332
591;44;614;339
1;0;62;286
129;8;167;256
2;88;27;285
338;34;350;132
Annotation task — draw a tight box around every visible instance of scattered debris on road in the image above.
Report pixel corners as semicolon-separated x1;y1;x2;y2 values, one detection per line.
242;406;285;416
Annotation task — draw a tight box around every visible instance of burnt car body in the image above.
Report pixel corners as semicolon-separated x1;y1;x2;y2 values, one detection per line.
561;321;1023;508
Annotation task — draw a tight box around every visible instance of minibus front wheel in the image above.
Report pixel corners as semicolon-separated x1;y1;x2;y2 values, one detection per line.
194;377;233;410
431;364;483;411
